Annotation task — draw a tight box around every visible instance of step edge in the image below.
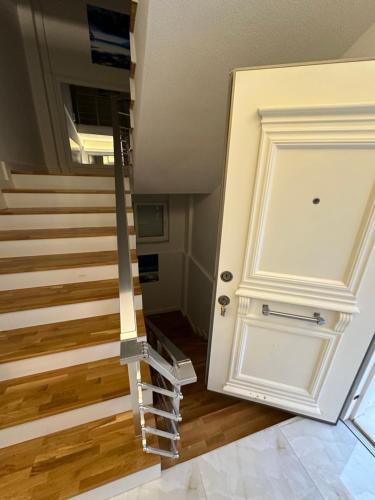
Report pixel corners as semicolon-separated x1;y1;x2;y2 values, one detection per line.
0;277;141;314
0;310;144;364
70;463;161;500
0;396;153;448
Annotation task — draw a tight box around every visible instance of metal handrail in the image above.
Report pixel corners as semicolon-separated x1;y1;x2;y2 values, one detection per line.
111;96;142;436
145;318;190;364
111;97;136;338
120;327;197;458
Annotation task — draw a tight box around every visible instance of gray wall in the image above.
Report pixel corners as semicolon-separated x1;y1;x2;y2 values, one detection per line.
343;22;375;57
0;0;44;165
185;187;221;337
136;195;188;315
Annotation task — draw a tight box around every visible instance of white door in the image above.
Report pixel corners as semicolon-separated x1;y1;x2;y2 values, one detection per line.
208;59;375;423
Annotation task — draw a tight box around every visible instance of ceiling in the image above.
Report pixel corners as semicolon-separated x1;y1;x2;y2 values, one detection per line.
133;0;375;193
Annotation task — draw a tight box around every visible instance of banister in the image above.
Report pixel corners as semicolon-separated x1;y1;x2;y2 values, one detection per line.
111;96;142;437
112;96;197;457
111;96;136;339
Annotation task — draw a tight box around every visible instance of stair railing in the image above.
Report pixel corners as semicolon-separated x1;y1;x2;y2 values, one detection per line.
120;319;196;458
111;96;197;458
112;96;141;435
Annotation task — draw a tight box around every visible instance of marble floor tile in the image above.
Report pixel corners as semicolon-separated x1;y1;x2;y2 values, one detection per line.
197;426;321;500
112;459;206;500
281;418;375;500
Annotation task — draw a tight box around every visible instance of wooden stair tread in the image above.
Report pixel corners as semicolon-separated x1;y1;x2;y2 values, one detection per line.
0;358;150;429
12;170;115;177
0;250;137;274
0;207;133;215
2;188;117;194
0;310;146;363
0;278;141;313
0;226;135;241
0;411;159;499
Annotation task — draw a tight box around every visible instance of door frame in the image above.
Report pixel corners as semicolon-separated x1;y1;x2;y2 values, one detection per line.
340;335;375;453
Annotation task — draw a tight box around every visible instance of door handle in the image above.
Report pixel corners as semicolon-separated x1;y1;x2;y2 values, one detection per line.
262;304;325;326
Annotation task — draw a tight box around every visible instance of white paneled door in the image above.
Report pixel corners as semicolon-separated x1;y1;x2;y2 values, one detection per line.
208;60;375;423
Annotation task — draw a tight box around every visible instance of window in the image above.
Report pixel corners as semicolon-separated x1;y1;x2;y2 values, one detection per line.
138;254;159;283
103;155;115;165
135;202;169;243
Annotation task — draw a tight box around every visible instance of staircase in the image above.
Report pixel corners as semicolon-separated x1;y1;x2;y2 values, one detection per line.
0;171;161;499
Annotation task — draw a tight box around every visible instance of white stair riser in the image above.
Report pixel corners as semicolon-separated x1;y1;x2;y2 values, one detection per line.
0;235;136;257
0;391;152;448
0;296;142;330
0;341;120;381
0;212;133;229
12;174;130;191
5;193;114;208
72;465;161;500
0;263;138;290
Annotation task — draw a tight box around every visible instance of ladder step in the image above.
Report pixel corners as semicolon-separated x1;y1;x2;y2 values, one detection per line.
144;446;179;459
140;404;181;422
139;382;182;399
142;425;180;441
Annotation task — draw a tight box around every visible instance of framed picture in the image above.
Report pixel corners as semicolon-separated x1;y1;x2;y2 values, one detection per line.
87;5;130;70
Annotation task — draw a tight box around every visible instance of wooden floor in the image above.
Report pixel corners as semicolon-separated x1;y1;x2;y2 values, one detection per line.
0;411;159;500
147;311;291;469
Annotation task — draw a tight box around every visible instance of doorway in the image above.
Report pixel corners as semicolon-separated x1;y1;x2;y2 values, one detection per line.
60;82;130;174
343;339;375;454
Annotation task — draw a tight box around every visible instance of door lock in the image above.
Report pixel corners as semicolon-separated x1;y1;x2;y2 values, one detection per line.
218;295;230;316
220;271;233;282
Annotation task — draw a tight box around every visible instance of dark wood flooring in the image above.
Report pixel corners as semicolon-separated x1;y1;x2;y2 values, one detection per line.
147;311;291;469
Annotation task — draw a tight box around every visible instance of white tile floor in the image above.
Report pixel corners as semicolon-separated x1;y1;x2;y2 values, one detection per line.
112;417;375;500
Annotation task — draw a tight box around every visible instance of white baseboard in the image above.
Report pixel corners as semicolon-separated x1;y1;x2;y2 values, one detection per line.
185;312;208;340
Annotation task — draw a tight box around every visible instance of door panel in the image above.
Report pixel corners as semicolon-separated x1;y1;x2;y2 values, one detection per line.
258;146;374;282
208;60;375;422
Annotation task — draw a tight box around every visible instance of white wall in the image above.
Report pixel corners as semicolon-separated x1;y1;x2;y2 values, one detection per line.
185;187;221;338
0;0;44;166
18;0;131;172
343;22;375;57
136;195;188;314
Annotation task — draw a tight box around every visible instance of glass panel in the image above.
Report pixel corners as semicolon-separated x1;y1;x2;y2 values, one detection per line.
138;254;159;283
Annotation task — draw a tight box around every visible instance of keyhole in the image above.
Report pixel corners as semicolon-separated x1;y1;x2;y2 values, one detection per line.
312;198;320;205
